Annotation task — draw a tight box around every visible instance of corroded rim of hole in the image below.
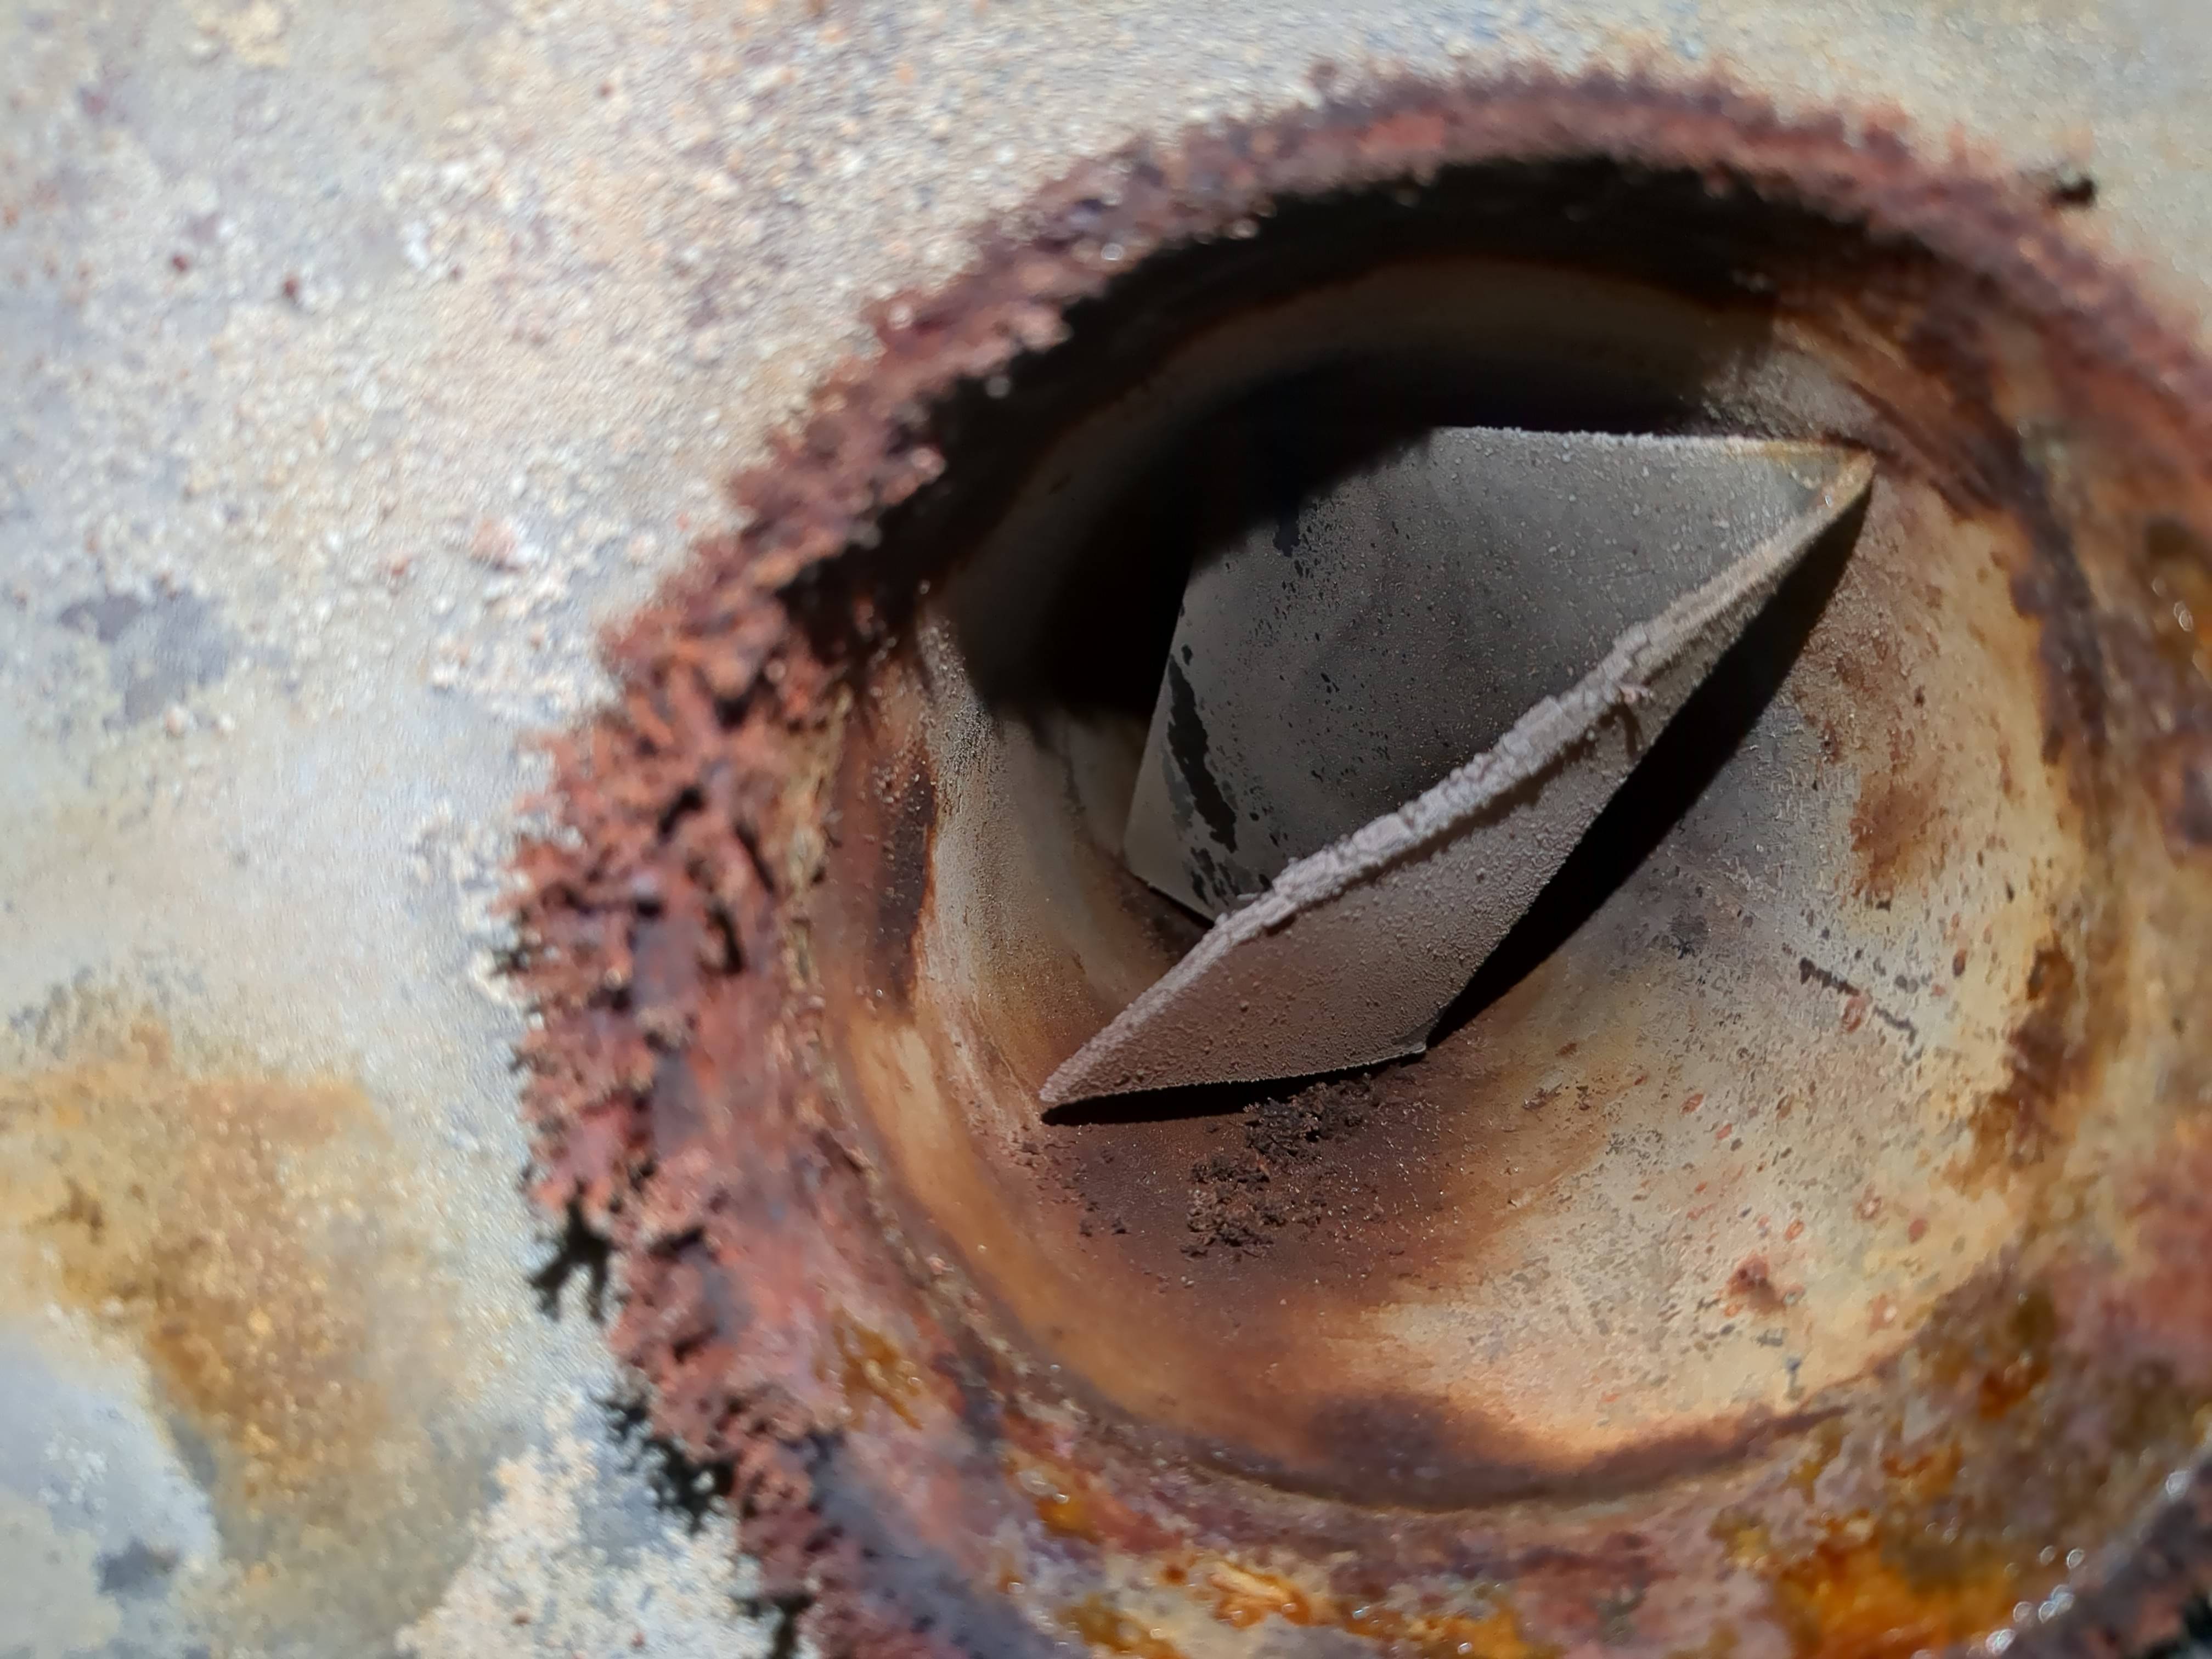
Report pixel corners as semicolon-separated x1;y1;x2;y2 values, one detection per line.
509;70;2212;1659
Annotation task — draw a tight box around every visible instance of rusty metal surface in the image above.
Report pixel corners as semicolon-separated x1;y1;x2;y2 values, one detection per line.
5;4;2212;1659
1062;438;1869;1099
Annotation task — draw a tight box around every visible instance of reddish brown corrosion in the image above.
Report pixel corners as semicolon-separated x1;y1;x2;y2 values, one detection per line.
508;71;2212;1659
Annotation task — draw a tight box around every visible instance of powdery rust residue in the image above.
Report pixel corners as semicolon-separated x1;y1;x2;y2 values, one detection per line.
0;1016;478;1642
1002;1441;1175;1551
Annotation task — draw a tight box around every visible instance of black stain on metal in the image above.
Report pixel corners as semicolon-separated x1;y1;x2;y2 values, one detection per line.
602;1396;737;1534
95;1539;178;1597
1164;657;1239;856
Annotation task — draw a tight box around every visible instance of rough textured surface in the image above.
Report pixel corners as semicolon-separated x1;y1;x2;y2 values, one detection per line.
7;3;2212;1657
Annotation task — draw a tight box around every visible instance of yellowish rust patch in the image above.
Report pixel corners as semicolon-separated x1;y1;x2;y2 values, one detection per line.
0;1014;478;1643
832;1315;926;1427
1716;1513;2023;1659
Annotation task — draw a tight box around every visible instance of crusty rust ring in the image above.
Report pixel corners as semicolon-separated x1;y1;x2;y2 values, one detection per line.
510;71;2212;1659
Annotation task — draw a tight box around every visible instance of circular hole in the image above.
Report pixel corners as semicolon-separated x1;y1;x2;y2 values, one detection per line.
818;232;2099;1506
517;91;2212;1659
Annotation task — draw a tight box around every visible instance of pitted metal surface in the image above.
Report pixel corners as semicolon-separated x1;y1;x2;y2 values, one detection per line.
4;4;2212;1659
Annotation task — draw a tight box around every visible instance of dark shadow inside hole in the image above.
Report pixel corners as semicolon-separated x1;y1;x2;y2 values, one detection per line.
1008;357;1750;730
1427;485;1866;1046
1045;486;1864;1127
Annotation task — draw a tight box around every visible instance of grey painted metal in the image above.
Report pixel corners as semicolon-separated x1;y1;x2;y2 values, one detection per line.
1124;431;1866;918
1049;448;1872;1103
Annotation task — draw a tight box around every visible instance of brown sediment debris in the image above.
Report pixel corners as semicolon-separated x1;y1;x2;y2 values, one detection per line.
1182;1077;1375;1257
505;67;2212;1659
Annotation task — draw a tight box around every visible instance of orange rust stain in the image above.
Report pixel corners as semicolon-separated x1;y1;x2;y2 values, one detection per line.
1879;1438;1963;1505
1770;1519;2018;1659
1063;1598;1187;1659
1822;616;1944;908
1664;1623;1741;1659
1200;1560;1321;1629
1006;1449;1109;1543
1176;1555;1552;1659
1719;1512;2019;1659
0;1015;471;1635
2145;517;2212;683
1729;1256;1791;1314
1336;1597;1553;1659
1922;1286;2057;1420
1976;1290;2057;1420
2;1023;386;1511
833;1315;924;1427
